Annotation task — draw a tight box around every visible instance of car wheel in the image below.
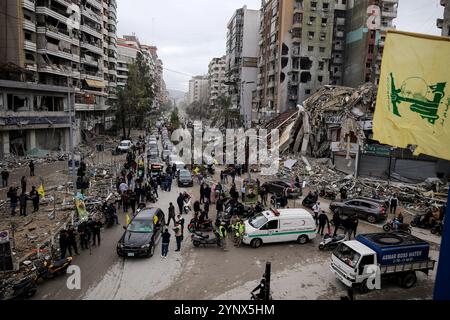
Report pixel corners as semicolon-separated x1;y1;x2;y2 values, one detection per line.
359;279;370;294
367;215;377;224
319;244;325;250
193;241;201;247
148;244;155;258
251;238;262;249
383;224;391;232
297;235;309;245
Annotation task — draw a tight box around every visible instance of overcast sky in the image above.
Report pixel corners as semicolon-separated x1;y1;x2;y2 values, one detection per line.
117;0;444;93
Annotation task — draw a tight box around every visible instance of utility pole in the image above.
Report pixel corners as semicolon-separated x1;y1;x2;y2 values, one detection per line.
68;77;77;196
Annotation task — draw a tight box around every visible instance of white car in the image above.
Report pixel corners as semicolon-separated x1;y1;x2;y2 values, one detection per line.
117;140;133;153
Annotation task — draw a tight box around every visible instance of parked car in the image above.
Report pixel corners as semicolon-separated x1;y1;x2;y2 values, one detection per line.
177;169;193;187
117;140;133;153
117;207;165;258
262;180;302;198
161;150;171;162
329;198;388;224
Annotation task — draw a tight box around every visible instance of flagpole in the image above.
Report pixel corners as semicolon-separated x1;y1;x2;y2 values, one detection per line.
433;184;450;300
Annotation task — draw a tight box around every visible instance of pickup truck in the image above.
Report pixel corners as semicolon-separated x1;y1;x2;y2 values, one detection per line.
330;232;435;293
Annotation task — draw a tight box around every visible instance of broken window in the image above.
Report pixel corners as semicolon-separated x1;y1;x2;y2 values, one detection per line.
281;57;289;68
300;57;312;69
320;47;325;53
300;72;312;83
282;44;289;56
319;61;325;70
311;2;317;8
280;72;286;83
293;13;303;24
308;31;315;39
322;18;328;24
305;89;311;94
7;94;29;112
318;75;323;82
323;3;329;10
308;46;314;52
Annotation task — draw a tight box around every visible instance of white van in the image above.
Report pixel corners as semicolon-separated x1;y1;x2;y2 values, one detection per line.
243;209;317;248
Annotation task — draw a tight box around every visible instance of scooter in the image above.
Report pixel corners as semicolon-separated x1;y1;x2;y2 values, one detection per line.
191;231;221;247
319;188;337;200
0;275;38;300
383;220;412;234
410;214;435;229
188;218;213;233
33;256;73;281
319;234;347;251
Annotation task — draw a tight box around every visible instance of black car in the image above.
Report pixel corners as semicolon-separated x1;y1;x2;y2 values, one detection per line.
262;180;302;198
329;198;387;224
117;208;165;258
177;169;193;187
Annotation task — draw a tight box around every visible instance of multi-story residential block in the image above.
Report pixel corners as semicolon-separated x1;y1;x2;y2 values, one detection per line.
226;6;260;128
255;0;335;123
0;0;118;156
437;0;450;36
188;76;209;105
343;0;398;87
117;36;166;109
207;56;228;107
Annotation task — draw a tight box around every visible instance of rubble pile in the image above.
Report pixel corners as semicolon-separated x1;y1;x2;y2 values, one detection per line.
301;83;376;158
0;151;68;171
278;157;448;213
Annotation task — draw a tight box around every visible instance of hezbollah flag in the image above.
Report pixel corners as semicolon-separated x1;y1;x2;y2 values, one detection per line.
373;31;450;161
37;184;45;198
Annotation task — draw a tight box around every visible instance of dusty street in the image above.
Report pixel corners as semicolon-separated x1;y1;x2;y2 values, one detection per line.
31;164;440;301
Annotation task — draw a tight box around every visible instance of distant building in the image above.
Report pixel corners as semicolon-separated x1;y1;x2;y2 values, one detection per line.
207;56;228;107
437;0;450;36
226;5;260;128
188;76;209;105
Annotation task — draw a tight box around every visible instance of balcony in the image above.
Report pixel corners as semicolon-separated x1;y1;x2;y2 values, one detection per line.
38;64;79;78
24;40;37;52
81;56;100;68
36;6;73;25
23;20;36;32
86;0;103;11
289;94;298;101
292;35;302;43
333;57;343;64
25;63;37;72
81;41;103;55
81;8;102;24
38;44;80;62
336;31;345;38
81;71;104;82
336;18;345;26
292;22;302;29
23;0;35;12
334;43;344;51
289;79;299;86
382;8;398;18
80;24;102;39
37;27;79;46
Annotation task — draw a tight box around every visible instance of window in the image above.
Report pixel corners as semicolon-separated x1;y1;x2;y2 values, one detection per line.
319;61;324;70
358;255;375;275
323;3;329;10
308;46;314;52
322;18;328;24
319;47;325;53
311;1;317;8
305;89;311;94
308;31;315;38
318;76;323;82
261;220;279;230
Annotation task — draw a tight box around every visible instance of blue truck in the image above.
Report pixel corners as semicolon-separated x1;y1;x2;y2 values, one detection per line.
330;232;435;293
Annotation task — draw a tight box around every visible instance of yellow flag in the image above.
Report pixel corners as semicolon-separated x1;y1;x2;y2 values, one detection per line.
37;184;45;198
126;214;131;226
373;31;450;161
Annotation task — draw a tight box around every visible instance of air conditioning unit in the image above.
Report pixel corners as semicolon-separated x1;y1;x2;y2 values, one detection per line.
309;36;313;40
322;23;327;27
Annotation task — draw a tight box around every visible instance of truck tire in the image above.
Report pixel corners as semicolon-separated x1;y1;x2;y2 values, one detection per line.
297;235;309;245
401;272;417;289
251;238;263;248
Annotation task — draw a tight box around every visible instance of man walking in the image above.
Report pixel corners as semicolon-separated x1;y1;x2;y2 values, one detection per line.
7;187;18;216
332;210;342;236
167;203;176;226
29;186;40;212
177;193;184;215
91;218;102;246
59;229;69;259
173;223;183;252
176;215;185;235
161;228;171;258
66;225;79;256
216;196;224;217
390;194;399;216
19;191;28;217
29;160;35;177
312;202;321;226
1;169;9;188
204;200;210;220
317;211;330;236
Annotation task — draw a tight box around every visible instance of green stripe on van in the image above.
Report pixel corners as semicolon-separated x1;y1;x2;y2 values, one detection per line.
248;230;316;238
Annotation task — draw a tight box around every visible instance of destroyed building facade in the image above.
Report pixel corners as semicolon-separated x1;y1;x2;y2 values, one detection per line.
437;0;450;37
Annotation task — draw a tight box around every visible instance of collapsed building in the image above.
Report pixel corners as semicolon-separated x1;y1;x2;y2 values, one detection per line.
266;83;450;182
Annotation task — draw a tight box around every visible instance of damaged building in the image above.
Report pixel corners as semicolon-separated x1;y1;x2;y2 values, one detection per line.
0;78;73;158
266;83;450;182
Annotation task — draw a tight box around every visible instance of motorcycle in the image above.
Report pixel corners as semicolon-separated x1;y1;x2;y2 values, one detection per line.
0;275;38;300
191;231;221;247
383;220;412;234
33;256;73;281
431;222;443;236
188;218;214;233
410;214;435;229
318;234;347;251
319;187;337;200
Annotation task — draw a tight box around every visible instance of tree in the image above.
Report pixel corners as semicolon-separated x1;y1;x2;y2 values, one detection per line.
170;107;181;130
114;52;155;138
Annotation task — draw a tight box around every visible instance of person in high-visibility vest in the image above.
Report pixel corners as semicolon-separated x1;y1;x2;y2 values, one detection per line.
233;219;245;248
218;223;228;251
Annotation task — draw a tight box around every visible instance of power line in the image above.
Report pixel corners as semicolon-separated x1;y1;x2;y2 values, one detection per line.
163;67;194;78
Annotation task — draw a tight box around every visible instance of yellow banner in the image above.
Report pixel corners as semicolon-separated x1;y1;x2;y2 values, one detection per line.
373;31;450;161
37;184;45;198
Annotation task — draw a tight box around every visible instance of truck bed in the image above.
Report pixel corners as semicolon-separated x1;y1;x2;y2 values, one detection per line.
380;260;435;275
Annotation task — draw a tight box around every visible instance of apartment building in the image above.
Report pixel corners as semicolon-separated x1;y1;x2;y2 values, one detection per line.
0;0;118;157
343;0;398;87
117;36;167;109
437;0;450;36
188;76;209;105
255;0;335;123
207;56;228;107
226;6;260;128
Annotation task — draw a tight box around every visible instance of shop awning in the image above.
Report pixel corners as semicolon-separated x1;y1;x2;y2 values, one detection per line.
85;79;105;89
